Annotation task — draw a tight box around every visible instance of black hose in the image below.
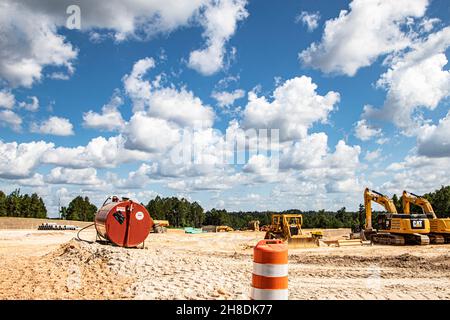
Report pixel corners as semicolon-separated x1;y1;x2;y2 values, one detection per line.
76;223;96;244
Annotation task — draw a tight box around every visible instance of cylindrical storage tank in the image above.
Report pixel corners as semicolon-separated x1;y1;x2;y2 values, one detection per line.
95;197;154;248
250;239;288;300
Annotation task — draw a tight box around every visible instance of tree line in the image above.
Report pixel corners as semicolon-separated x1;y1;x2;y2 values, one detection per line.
0;189;47;218
2;186;450;228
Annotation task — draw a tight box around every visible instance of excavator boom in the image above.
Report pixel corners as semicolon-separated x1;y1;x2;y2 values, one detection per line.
402;191;436;218
364;188;397;230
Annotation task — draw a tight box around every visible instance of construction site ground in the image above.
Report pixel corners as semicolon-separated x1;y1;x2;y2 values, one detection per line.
1;227;450;300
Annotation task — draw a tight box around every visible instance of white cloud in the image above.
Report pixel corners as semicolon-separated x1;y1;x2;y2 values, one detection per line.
188;0;249;75
124;112;181;153
0;90;15;109
354;119;382;141
18;96;39;112
123;57;216;128
299;0;428;76
46;167;103;186
365;149;382;161
16;173;45;187
295;11;320;32
0;1;77;87
0;140;54;179
30;116;74;136
83;94;125;131
417;111;450;157
123;57;155;112
364;26;450;134
242;76;339;141
383;154;450;195
420;17;440;33
211;89;245;107
279;133;328;170
109;163;158;189
147;87;215;128
0;110;22;131
43;135;150;169
0;1;248;87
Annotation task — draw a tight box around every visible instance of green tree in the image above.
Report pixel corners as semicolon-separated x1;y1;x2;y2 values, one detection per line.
64;196;97;221
0;191;6;216
392;194;403;213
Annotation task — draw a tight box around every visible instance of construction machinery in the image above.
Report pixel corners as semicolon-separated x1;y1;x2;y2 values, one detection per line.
216;225;234;232
264;214;321;248
364;188;430;245
248;220;260;231
152;220;169;233
403;190;450;244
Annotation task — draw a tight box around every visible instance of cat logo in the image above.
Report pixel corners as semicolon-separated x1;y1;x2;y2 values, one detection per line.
411;220;423;229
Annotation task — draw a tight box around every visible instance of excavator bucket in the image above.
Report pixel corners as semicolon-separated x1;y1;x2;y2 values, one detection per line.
288;236;319;248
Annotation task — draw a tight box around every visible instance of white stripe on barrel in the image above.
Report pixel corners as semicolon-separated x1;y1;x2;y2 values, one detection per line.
250;287;289;300
253;263;288;277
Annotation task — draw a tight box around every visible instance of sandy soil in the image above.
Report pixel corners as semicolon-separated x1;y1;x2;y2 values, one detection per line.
0;228;450;300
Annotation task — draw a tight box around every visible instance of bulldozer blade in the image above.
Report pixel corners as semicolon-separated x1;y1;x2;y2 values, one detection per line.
288;237;319;248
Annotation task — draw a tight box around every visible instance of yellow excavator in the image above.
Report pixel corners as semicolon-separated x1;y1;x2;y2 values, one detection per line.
403;190;450;244
364;188;430;245
264;214;322;248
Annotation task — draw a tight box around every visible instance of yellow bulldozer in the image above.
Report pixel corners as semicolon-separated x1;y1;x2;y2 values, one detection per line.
264;214;322;248
403;190;450;244
248;220;260;231
364;188;430;245
216;225;234;232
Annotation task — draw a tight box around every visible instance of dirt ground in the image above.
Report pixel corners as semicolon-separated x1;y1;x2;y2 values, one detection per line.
0;228;450;300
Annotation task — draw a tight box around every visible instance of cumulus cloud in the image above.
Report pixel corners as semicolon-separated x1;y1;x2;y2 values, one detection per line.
365;149;382;162
0;140;54;179
299;0;428;76
46;167;103;186
295;11;320;32
123;57;155;112
363;26;450;135
188;0;248;75
354;119;382;141
147;87;215;128
383;155;450;195
0;110;22;131
30;116;74;136
417;111;450;157
0;0;248;87
0;1;77;87
124;112;181;154
0;90;15;109
18;96;39;112
83;93;126;131
42;135;150;169
211;89;245;107
123;57;216;128
242;76;339;141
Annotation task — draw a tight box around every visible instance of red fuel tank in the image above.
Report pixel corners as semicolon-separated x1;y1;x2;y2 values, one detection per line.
95;197;153;248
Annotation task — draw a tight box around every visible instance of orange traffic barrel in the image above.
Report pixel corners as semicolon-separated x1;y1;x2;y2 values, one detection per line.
250;239;288;300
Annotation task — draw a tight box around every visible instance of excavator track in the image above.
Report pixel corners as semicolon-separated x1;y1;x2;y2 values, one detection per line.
370;233;430;245
370;233;405;246
406;233;430;245
428;234;445;244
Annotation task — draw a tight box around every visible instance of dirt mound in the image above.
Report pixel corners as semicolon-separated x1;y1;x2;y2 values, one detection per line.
0;239;134;299
294;253;450;271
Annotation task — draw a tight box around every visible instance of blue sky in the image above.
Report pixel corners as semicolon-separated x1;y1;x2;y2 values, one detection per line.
1;0;450;217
